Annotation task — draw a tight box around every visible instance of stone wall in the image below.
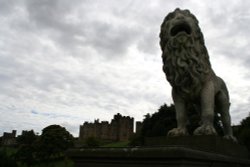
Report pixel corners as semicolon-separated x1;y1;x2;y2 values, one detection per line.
2;130;16;146
135;121;143;134
67;145;250;167
79;113;134;141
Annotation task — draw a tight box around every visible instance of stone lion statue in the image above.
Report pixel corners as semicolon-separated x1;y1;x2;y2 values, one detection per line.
159;8;236;141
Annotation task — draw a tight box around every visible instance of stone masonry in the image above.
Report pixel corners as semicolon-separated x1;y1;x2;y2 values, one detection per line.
79;113;134;141
2;130;16;146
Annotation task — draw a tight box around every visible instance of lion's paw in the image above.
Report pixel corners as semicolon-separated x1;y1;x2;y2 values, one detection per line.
223;135;237;143
167;128;189;137
193;125;217;136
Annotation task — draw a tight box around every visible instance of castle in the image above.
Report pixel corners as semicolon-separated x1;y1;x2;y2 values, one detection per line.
79;113;134;141
1;130;16;146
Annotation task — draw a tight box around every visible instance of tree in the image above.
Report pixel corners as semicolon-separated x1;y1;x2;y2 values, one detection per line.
15;130;38;167
16;130;37;145
129;103;225;146
234;114;250;151
85;137;100;147
140;104;176;137
129;104;176;146
0;148;17;167
16;145;36;167
36;125;74;159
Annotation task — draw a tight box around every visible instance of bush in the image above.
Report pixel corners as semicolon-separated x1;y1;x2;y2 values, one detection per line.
0;147;17;167
235;114;250;152
36;125;74;159
85;137;100;147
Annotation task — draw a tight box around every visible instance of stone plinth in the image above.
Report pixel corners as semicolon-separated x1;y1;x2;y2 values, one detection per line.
144;136;248;158
67;136;250;167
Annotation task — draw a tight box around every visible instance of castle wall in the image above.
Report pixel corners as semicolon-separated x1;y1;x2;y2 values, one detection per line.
136;121;143;134
79;114;134;141
2;130;16;146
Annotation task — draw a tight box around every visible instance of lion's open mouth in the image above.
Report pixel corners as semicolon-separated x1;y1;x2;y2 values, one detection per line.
170;22;192;36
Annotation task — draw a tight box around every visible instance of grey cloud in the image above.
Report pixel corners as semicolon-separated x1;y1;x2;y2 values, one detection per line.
231;104;250;124
30;110;76;119
23;0;141;58
0;0;21;15
31;110;38;114
25;0;79;28
199;1;250;68
22;0;168;59
60;122;79;136
84;21;139;57
137;29;159;55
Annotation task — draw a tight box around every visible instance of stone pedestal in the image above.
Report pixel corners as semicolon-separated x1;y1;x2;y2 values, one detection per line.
144;136;248;158
67;136;250;167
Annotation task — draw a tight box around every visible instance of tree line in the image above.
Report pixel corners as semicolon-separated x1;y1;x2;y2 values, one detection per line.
0;125;74;167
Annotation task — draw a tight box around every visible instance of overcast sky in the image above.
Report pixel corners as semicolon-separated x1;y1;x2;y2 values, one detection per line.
1;0;250;136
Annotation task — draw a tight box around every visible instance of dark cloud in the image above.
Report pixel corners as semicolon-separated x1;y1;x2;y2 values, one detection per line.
0;0;20;15
23;0;141;58
85;21;139;57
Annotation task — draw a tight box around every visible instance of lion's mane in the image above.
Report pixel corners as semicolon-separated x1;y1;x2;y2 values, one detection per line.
160;9;212;97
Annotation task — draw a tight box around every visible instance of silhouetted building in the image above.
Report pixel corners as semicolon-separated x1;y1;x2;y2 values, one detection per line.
2;130;16;146
79;113;134;141
136;121;143;134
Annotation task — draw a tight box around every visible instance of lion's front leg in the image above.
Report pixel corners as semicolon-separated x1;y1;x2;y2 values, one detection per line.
168;89;189;137
194;81;217;135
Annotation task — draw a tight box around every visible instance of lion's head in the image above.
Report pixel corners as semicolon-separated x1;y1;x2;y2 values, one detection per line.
160;8;212;97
